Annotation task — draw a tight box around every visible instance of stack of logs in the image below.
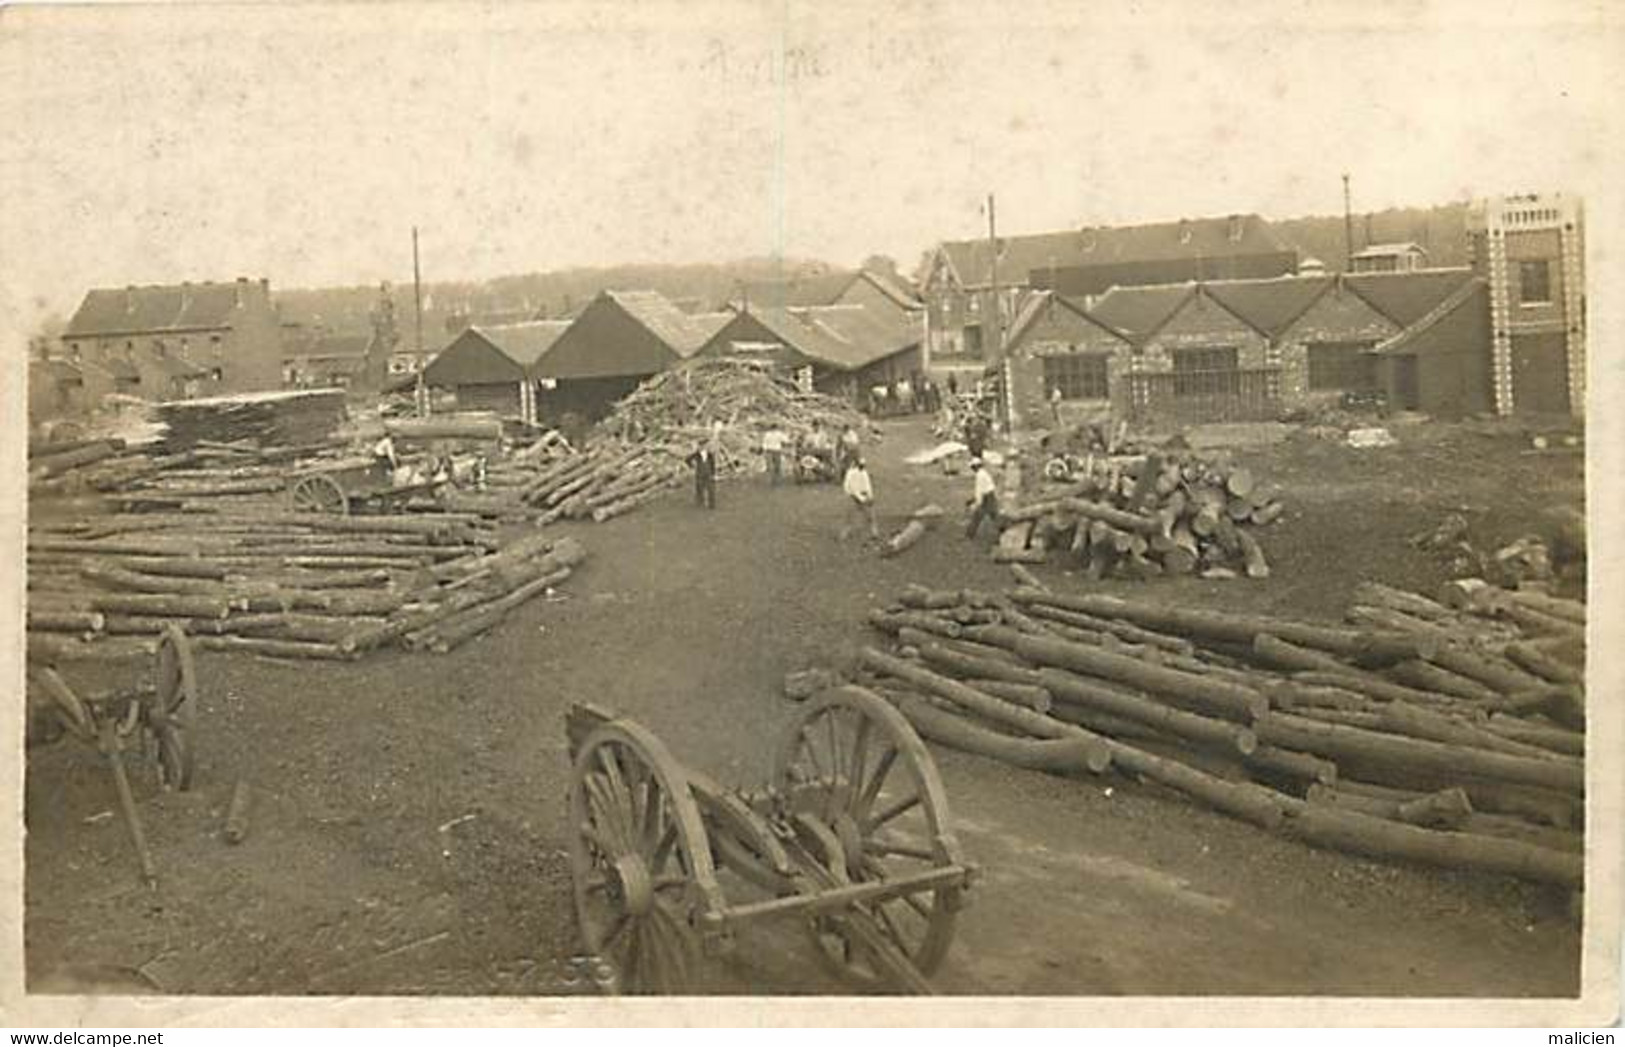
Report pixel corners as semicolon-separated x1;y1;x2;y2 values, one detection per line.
854;577;1585;888
27;509;586;662
997;450;1282;580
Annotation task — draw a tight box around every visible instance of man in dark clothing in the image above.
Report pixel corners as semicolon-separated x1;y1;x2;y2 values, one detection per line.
687;443;718;509
964;411;989;461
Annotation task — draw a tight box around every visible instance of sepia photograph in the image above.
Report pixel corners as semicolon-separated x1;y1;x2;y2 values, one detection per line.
1;0;1619;1026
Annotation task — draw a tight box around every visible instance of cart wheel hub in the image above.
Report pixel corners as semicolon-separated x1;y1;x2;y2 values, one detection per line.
611;855;654;917
834;814;867;879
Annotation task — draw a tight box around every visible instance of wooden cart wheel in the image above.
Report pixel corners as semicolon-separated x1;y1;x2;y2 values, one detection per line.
569;720;717;994
773;686;965;991
288;474;349;515
149;625;197;790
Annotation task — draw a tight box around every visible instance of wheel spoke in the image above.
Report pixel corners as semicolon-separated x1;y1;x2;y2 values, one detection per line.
650;821;678;870
857;746;898;816
868;837;936;861
848;714;872;802
867;791;921;830
871;900;912;953
798;725;828;781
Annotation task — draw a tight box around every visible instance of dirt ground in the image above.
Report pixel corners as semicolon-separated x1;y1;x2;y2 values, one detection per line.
23;415;1586;997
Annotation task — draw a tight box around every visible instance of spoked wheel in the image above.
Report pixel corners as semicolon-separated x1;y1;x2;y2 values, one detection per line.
773;686;965;991
148;625;197;790
288;474;349;515
569;721;718;994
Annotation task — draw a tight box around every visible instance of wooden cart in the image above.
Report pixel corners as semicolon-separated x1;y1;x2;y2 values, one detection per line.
286;459;445;516
26;625;199;885
565;686;974;994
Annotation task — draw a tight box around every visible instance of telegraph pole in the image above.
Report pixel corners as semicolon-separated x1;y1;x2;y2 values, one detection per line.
1342;174;1354;270
412;226;427;417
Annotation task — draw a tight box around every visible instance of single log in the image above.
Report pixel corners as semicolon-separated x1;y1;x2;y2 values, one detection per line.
26;610;105;633
868;609;963;639
886;693;1112;775
1291;670;1466;710
1490;684;1585;731
1281;801;1580;887
858;647;1111;771
80;563;228;596
1109;741;1286;830
1500;590;1586;625
193;636;351;660
1046;702;1170;743
29;440;125;478
28;633;155;663
1372;703;1555;760
1461;812;1584;854
1388;659;1502;704
1008;563;1048;592
384;417;502;441
992;547;1048;564
1346;605;1458;646
1483;714;1584;757
220;613;387;644
1014;594;1195;654
1353;581;1455;621
1425;644;1545;696
1235;530;1270;579
1018;591;1430;665
89;593;238;619
959;678;1051;713
916;642;1044;687
881;520;929;558
1492;601;1586;640
1306;784;1473;829
415;568;572;653
1245;745;1337;787
1255;712;1584;794
113;557;230;580
1337;777;1580;830
1055;498;1161;535
1505;641;1583;685
898;585;961;610
1040;667;1257;755
1014;633;1268;723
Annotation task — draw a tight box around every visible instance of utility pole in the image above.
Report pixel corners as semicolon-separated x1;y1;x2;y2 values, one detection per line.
1342;173;1354;270
986;192;1000;360
412;226;427;417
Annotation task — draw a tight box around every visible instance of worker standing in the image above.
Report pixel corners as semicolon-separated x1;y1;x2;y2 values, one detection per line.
761;425;788;486
837;423;862;475
965;458;1000;541
686;441;718;510
840;457;879;542
1050;384;1064;427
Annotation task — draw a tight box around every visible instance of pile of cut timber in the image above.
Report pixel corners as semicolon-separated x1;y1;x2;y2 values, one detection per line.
27;508;586;661
853;578;1585;888
597;357;869;471
157;389;348;451
466;358;870;526
996;449;1283;579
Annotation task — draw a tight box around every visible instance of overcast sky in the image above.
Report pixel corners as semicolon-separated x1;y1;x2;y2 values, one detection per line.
1;0;1620;330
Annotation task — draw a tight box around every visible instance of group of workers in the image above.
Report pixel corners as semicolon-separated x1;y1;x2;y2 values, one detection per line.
685;415;1002;549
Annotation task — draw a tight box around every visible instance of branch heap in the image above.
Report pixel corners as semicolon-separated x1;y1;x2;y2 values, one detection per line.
847;576;1586;887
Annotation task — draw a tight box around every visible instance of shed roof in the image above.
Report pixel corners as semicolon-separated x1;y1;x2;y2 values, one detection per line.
1353;242;1428;259
727;303;918;372
1372;278;1489;356
937;214;1292;288
473;320;572;368
1085;283;1196;342
1005;290;1131;349
1346;268;1475;326
1204;275;1334;337
65;280;260;337
604;290;717;357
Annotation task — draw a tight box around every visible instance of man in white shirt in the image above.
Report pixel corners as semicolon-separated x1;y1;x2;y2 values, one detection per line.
761;426;788;486
966;458;1000;540
840;457;879;542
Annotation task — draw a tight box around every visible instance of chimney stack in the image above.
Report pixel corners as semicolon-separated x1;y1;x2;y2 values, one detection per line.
126;285;137;313
235;276;247;307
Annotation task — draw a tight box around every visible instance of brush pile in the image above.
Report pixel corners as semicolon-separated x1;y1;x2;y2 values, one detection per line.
994;448;1284;579
844;575;1585;888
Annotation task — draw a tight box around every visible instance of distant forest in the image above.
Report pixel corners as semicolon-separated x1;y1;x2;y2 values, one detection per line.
274;202;1473;340
275;256;848;339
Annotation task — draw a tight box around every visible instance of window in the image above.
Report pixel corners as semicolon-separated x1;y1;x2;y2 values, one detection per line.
962;325;983;358
1172;346;1239;397
1043;352;1109;400
1519;260;1552;304
1307;342;1377;391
